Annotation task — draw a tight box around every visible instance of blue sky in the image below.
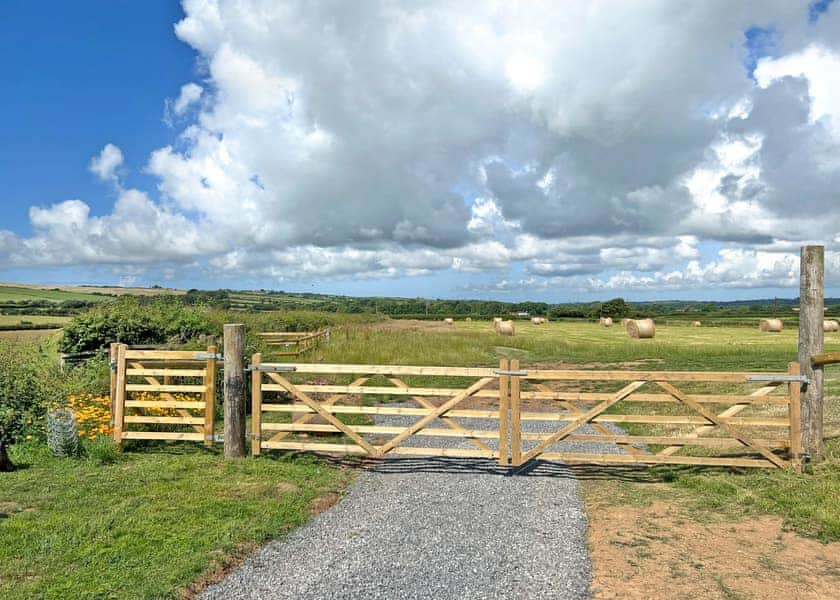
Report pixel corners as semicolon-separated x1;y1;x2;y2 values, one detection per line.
1;1;838;302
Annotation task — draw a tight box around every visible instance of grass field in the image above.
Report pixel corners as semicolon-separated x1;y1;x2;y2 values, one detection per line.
0;282;182;301
0;315;72;327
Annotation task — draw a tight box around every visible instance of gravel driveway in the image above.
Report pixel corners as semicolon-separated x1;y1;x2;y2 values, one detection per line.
201;412;623;599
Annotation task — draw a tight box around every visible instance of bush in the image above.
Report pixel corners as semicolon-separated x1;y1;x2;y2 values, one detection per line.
0;342;53;471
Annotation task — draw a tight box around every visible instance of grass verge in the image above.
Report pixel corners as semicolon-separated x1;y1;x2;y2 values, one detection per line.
0;442;353;599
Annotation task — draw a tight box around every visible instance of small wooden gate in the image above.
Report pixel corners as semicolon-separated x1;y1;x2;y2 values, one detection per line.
111;344;218;445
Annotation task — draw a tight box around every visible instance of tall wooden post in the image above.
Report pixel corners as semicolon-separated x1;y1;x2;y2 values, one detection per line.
799;245;824;461
109;342;118;431
224;324;247;458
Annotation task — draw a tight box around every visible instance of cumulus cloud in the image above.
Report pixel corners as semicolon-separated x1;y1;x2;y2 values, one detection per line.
3;0;840;294
88;143;124;182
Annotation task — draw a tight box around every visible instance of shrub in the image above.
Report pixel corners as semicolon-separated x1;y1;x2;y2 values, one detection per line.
0;342;52;471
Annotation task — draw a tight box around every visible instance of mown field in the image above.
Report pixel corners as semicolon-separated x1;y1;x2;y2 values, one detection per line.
2;316;839;598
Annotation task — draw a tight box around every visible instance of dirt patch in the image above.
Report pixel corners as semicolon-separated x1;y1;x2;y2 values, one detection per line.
178;542;259;600
587;490;840;599
310;492;342;516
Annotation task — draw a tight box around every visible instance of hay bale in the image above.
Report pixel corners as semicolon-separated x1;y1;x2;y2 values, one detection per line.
626;318;655;339
497;320;515;336
620;318;630;326
599;317;613;327
759;318;783;333
443;318;454;324
692;321;702;327
465;317;472;322
493;317;503;323
824;320;840;332
531;317;546;324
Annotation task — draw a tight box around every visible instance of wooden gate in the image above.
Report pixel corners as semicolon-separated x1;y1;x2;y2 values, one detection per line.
250;355;506;459
111;344;218;444
503;363;802;470
250;356;801;470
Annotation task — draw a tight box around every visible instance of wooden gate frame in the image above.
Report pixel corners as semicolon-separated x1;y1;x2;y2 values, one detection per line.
112;344;218;445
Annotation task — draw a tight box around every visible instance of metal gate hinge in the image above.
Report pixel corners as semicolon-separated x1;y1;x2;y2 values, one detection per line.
205;433;223;442
746;375;810;384
195;352;223;360
494;369;529;376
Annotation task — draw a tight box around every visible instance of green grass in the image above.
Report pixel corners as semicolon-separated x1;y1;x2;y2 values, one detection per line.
0;315;72;327
0;285;110;304
0;443;352;599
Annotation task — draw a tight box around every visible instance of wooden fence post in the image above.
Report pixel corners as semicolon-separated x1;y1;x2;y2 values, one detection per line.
204;344;217;446
498;358;510;466
251;353;262;456
510;358;522;467
224;324;247;458
113;344;127;445
799;245;824;461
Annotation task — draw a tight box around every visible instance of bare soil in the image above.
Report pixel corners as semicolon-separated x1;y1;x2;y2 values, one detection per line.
586;486;840;600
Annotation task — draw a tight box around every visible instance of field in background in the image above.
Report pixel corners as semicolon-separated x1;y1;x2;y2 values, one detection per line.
0;282;182;299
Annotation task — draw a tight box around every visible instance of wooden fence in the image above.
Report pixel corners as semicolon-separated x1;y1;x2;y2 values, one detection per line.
250;357;801;469
111;344;218;444
257;329;330;357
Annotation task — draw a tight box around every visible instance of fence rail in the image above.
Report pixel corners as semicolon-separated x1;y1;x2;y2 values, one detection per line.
257;329;330;357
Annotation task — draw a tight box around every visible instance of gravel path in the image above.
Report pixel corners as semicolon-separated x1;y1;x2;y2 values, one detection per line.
201;410;626;600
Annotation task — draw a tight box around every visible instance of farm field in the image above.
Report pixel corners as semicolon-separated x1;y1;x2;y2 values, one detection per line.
0;314;71;328
2;316;839;598
0;282;182;300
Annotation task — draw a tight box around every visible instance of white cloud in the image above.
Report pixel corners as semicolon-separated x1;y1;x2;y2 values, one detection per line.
3;1;840;294
88;143;124;182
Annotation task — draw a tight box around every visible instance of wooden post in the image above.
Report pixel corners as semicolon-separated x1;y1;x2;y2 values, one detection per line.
224;324;247;458
799;245;824;461
498;358;510;466
510;358;522;466
788;361;802;471
204;344;217;446
113;344;127;445
251;353;262;456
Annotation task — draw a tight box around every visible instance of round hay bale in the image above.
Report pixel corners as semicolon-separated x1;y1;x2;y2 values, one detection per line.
493;317;503;322
824;320;840;332
692;321;702;327
465;317;472;322
599;317;613;327
759;318;783;333
620;318;630;326
443;318;454;325
626;318;655;339
531;317;546;324
497;320;515;336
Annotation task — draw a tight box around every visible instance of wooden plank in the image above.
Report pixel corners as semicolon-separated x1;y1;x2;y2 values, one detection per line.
125;400;206;409
271;384;501;398
260;441;494;458
535;452;781;469
124;350;203;360
521;434;790;447
109;343;117;431
498;358;510;466
262;423;499;438
124;416;205;425
266;373;379;455
510;359;522;466
376;377;495;455
788;361;802;470
252;353;262;455
388;377;493;454
125;384;207;393
811;351;840;366
522;370;788;382
204;345;217;446
121;431;204;441
521;381;647;462
519;391;789;405
259;363;498;377
126;368;206;377
113;344;127;445
657;381;787;468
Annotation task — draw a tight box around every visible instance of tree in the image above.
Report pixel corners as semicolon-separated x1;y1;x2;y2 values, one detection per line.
0;342;49;471
601;297;630;318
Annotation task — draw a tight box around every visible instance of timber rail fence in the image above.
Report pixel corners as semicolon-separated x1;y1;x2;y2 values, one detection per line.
257;329;330;357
